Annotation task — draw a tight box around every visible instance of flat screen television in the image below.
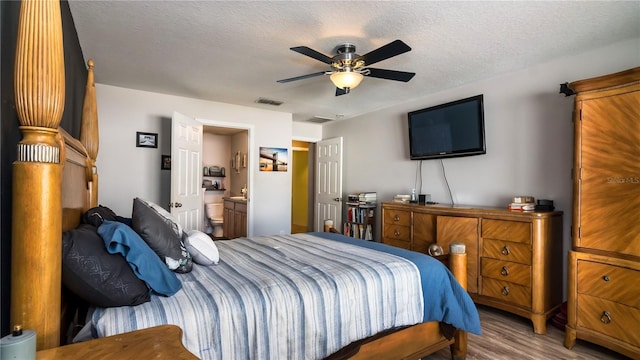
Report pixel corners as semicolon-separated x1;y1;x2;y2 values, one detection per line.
408;94;486;160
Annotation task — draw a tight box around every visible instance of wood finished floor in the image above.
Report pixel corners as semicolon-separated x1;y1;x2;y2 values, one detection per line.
423;305;631;360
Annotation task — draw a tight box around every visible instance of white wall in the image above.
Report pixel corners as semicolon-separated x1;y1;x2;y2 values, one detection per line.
292;121;323;142
323;37;639;296
96;84;295;236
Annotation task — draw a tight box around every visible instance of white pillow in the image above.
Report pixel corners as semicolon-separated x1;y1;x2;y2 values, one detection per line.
185;230;219;266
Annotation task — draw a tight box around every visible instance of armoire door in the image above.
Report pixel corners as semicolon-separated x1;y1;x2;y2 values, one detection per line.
575;86;640;257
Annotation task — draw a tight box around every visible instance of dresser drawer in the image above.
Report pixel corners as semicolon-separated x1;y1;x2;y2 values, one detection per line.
383;209;411;226
383;223;410;241
383;237;411;250
482;277;531;309
481;258;530;286
482;219;530;244
413;212;436;254
578;260;640;307
483;239;531;265
577;294;640;347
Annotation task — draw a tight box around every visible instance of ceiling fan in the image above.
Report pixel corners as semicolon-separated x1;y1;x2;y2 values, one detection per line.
277;39;416;96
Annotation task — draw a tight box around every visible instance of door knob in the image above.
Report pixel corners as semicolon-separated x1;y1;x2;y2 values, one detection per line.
333;197;342;202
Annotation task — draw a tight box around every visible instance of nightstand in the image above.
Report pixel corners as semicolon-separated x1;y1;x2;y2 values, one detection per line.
36;325;197;360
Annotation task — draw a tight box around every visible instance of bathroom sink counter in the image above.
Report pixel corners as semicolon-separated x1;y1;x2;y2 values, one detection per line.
223;196;247;203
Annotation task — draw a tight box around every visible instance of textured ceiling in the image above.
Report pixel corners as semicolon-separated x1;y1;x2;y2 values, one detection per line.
68;1;640;123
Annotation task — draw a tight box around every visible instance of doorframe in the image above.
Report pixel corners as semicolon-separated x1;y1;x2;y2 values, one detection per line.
292;136;320;233
198;118;255;237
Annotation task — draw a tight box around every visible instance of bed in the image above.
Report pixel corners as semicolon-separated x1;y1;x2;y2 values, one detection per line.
9;1;480;359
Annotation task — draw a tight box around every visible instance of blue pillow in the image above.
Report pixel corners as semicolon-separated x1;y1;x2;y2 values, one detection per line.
97;220;182;296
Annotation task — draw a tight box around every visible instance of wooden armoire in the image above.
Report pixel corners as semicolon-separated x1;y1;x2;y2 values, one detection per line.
564;67;640;358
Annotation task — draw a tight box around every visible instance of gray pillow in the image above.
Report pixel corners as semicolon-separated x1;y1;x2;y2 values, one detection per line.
131;198;193;273
62;224;150;307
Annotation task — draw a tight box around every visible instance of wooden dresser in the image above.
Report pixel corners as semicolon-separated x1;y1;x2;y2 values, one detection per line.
382;202;563;334
564;67;640;358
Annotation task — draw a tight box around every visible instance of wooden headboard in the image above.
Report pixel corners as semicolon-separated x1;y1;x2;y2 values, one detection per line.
11;0;98;350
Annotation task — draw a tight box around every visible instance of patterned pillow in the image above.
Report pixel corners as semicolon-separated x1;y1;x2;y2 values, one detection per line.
62;224;150;307
131;197;193;273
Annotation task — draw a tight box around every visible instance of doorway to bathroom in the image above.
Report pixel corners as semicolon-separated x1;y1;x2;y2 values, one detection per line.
202;125;249;237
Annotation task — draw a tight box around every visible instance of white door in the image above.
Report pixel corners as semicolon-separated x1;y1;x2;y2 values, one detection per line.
171;111;203;231
315;137;343;232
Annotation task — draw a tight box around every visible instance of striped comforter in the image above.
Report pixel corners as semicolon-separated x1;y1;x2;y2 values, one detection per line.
88;233;477;359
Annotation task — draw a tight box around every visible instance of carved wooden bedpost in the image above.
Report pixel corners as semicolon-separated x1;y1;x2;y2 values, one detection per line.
80;60;99;207
449;243;469;360
11;0;65;350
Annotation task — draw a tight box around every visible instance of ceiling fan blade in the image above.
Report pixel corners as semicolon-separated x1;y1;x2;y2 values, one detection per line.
290;46;334;64
277;71;326;83
366;68;416;82
335;87;349;96
358;40;411;66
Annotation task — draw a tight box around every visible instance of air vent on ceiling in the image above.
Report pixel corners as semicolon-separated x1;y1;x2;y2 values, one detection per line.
255;97;283;106
307;116;334;124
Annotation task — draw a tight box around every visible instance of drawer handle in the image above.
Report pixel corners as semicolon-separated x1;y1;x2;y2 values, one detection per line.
600;311;611;325
501;266;509;276
394;215;400;222
394;230;400;237
602;275;610;282
501;246;510;256
502;286;510;296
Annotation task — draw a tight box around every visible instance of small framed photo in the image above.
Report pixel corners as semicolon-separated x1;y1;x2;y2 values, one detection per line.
136;132;158;148
161;155;171;170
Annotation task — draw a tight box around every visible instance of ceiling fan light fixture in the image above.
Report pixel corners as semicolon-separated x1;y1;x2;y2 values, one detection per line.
330;71;364;90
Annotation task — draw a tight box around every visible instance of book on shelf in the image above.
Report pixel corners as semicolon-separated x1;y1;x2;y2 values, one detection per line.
364;224;373;241
346;192;377;202
343;222;374;240
347;207;375;223
508;202;535;211
358;192;377;201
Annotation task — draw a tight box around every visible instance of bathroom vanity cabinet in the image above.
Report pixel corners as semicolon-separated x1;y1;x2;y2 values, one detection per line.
223;198;247;239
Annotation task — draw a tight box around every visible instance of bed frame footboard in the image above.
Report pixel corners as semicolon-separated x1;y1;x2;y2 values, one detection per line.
340;243;469;360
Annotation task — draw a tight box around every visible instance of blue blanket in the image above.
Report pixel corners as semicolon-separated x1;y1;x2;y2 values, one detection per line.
98;220;182;296
310;232;481;335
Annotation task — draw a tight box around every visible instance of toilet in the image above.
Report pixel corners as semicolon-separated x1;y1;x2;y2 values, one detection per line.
205;203;224;237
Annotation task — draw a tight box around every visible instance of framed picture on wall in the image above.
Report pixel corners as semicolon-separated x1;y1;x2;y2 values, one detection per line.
259;147;288;172
161;155;171;170
136;132;158;148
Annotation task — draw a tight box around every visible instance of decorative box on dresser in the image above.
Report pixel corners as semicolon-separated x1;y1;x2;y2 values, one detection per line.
382;202;563;334
564;67;640;359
